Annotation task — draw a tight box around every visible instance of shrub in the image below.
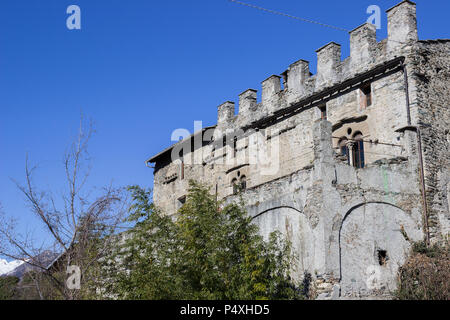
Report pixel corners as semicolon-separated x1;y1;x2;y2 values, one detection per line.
396;241;449;300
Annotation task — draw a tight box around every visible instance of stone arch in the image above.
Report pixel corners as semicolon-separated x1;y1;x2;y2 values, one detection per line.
251;205;314;281
338;202;422;298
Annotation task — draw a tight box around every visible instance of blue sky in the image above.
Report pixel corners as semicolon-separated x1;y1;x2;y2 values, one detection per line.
0;0;449;258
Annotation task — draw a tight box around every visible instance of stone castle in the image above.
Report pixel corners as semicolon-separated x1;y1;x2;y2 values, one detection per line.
146;1;449;298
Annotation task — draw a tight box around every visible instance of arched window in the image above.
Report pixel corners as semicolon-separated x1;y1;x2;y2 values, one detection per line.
338;138;348;156
240;176;247;191
338;138;350;165
231;178;238;195
352;132;365;169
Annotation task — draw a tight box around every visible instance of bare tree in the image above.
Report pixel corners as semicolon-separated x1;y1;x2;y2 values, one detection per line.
0;116;128;299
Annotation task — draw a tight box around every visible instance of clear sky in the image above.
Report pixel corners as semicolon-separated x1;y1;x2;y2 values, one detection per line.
0;0;449;257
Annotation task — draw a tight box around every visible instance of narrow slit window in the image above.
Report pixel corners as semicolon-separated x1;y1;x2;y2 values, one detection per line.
180;158;185;180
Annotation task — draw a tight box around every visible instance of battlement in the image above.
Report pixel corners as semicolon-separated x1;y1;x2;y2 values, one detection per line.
216;0;418;129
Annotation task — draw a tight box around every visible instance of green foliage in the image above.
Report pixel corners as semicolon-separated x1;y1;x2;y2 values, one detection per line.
13;271;65;300
106;181;304;300
0;276;19;300
0;270;65;300
396;241;449;300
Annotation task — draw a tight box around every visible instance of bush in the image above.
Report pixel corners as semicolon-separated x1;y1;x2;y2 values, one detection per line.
396;241;449;300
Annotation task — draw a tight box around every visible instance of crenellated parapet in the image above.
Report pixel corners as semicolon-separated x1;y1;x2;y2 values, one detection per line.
215;0;418;131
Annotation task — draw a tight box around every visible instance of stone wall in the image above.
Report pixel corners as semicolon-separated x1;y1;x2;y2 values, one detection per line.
148;1;448;299
222;120;424;298
410;40;450;242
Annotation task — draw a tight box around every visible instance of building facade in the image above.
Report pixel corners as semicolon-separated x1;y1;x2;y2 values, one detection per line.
147;1;449;298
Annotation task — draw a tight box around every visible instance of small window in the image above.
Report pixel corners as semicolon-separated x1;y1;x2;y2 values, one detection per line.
231;178;238;195
240;176;247;191
377;250;388;266
233;137;238;157
177;196;186;209
361;84;372;108
319;105;327;120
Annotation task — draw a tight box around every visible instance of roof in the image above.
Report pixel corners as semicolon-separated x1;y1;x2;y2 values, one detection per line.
146;125;217;164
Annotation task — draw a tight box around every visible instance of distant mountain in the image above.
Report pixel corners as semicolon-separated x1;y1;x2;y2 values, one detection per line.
0;251;59;278
0;259;25;276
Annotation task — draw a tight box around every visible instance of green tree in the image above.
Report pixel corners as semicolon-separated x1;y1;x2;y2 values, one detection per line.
0;276;19;300
105;181;304;300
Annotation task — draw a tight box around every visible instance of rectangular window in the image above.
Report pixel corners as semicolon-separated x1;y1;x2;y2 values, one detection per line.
361;84;372;108
319;105;327;120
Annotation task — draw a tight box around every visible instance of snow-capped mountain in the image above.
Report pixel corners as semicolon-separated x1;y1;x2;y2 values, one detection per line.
0;251;59;278
0;258;25;276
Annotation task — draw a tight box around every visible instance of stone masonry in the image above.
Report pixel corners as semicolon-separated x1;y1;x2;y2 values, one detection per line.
146;1;449;299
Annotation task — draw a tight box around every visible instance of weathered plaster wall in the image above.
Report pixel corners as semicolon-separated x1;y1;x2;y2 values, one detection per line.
339;203;421;296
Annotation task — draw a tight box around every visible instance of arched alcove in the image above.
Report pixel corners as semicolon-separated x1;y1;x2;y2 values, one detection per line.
252;206;314;281
338;202;422;298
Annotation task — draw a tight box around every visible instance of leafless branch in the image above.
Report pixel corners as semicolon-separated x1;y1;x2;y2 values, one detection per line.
0;115;128;300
